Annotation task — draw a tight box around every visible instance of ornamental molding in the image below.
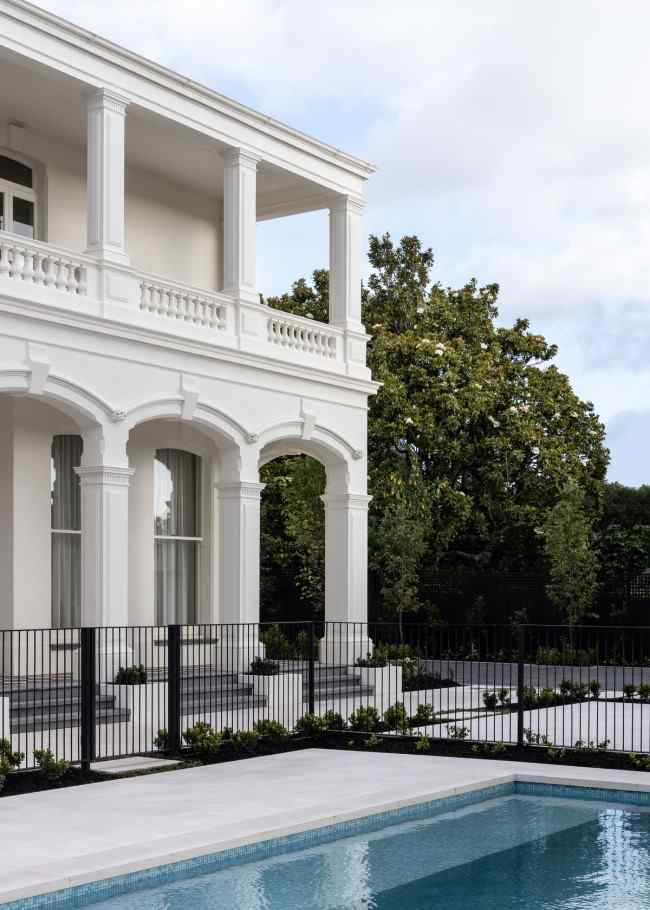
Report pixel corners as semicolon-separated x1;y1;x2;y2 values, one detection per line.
25;342;50;394
320;493;372;511
215;481;266;501
75;466;135;486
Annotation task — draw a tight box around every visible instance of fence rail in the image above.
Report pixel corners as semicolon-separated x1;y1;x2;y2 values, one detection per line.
1;622;650;771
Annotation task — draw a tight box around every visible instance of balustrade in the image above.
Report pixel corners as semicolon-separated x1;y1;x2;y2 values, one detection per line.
0;235;87;295
267;313;339;359
140;279;228;331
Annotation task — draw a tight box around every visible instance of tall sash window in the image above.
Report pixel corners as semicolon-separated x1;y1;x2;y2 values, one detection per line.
51;435;82;627
154;449;201;624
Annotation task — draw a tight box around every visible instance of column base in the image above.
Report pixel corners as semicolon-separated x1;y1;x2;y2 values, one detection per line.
319;632;373;667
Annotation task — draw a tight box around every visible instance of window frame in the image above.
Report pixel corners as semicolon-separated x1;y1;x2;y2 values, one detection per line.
0;149;46;241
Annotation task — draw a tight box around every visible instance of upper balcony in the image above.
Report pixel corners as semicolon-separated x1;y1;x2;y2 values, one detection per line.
0;0;375;385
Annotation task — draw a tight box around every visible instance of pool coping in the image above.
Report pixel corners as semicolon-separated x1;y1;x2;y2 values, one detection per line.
2;756;650;907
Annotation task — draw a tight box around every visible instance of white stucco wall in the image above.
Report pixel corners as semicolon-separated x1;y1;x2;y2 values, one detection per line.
0;122;222;290
0;397;77;629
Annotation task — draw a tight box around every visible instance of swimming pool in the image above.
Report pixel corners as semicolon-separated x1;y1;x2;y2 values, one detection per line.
5;782;650;909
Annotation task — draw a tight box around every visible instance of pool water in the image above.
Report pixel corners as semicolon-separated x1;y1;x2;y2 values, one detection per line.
22;789;650;910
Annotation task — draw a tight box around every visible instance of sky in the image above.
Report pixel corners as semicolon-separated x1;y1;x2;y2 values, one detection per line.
34;0;650;487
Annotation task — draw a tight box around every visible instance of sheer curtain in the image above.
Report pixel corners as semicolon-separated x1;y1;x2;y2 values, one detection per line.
51;435;82;628
154;449;200;625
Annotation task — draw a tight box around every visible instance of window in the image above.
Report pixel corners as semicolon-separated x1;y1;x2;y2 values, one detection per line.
0;154;36;238
51;435;82;628
154;449;201;624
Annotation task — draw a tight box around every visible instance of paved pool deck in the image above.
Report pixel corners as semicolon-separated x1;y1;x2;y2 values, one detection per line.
2;749;650;905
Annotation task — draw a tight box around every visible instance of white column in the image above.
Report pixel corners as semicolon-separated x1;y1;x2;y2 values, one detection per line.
215;480;265;668
85;89;129;265
329;196;364;329
76;465;134;627
222;147;259;304
320;492;372;664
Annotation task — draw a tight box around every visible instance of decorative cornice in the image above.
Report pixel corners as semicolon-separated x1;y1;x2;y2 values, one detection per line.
85;87;130;115
320;493;372;511
329;195;365;217
75;465;135;486
215;481;266;501
222;146;261;169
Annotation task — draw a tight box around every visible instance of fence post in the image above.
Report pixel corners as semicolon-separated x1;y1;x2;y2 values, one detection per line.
308;622;316;715
167;624;182;755
80;627;97;771
516;625;525;748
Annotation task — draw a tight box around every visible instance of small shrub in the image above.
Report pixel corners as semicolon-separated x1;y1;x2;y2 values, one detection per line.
231;730;260;754
472;741;507;756
589;680;601;700
546;746;566;761
637;683;650;703
524;728;551;746
183;721;223;761
629;752;650;771
114;664;147;685
415;735;431;753
260;624;311;660
349;706;380;732
482;691;498;711
153;728;168;751
559;680;573;698
355;652;388;668
447;725;470;740
364;733;381;750
0;738;24;793
536;646;562;665
383;702;409;732
249;657;278;675
497;688;511;706
410;703;435;726
253;719;288;743
33;749;70;782
295;713;326;738
623;684;637;700
322;710;346;731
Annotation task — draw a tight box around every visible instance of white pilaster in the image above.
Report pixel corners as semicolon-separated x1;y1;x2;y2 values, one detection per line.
76;465;134;627
320;492;372;663
222;147;260;305
85;89;129;265
215;480;265;668
329;196;364;329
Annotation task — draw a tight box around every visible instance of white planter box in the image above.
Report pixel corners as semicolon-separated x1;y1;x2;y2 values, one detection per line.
351;664;403;712
103;682;168;751
240;671;302;731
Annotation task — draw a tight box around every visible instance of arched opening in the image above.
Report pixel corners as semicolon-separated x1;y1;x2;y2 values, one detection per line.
260;453;326;625
126;418;225;627
0;394;87;629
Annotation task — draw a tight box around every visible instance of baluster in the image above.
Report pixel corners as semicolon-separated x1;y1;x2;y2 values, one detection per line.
22;249;35;283
77;266;87;296
196;298;206;326
66;261;77;293
0;242;9;278
184;294;194;322
43;256;57;287
54;258;67;291
32;252;44;285
156;287;167;316
139;282;148;311
12;246;25;280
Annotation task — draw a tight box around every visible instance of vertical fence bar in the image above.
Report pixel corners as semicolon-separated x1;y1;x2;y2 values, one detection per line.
516;625;525;748
80;627;97;771
167;624;182;755
308;622;316;716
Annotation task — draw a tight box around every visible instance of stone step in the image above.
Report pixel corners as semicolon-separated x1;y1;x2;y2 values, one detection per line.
11;706;131;733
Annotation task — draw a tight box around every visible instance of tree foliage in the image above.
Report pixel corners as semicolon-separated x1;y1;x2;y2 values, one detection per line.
260;234;609;622
539;480;600;625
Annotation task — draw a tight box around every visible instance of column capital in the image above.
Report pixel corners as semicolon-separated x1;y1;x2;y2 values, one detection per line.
85;87;130;115
75;465;135;487
216;481;266;501
321;492;372;511
329;194;364;217
223;146;262;169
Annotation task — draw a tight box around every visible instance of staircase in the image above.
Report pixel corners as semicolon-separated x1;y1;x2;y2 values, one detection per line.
2;676;130;733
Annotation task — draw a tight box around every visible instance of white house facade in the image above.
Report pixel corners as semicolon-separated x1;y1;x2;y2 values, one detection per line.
0;0;377;659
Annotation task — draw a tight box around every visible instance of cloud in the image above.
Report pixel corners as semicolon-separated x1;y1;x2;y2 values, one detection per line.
31;0;650;485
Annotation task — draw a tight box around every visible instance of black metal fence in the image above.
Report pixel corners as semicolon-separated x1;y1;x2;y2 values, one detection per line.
1;622;650;771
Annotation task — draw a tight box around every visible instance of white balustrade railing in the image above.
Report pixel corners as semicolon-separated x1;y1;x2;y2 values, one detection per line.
139;278;229;331
267;312;339;359
0;233;87;295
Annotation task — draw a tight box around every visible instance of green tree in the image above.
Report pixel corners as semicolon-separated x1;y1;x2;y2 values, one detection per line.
539;480;600;626
262;233;609;622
